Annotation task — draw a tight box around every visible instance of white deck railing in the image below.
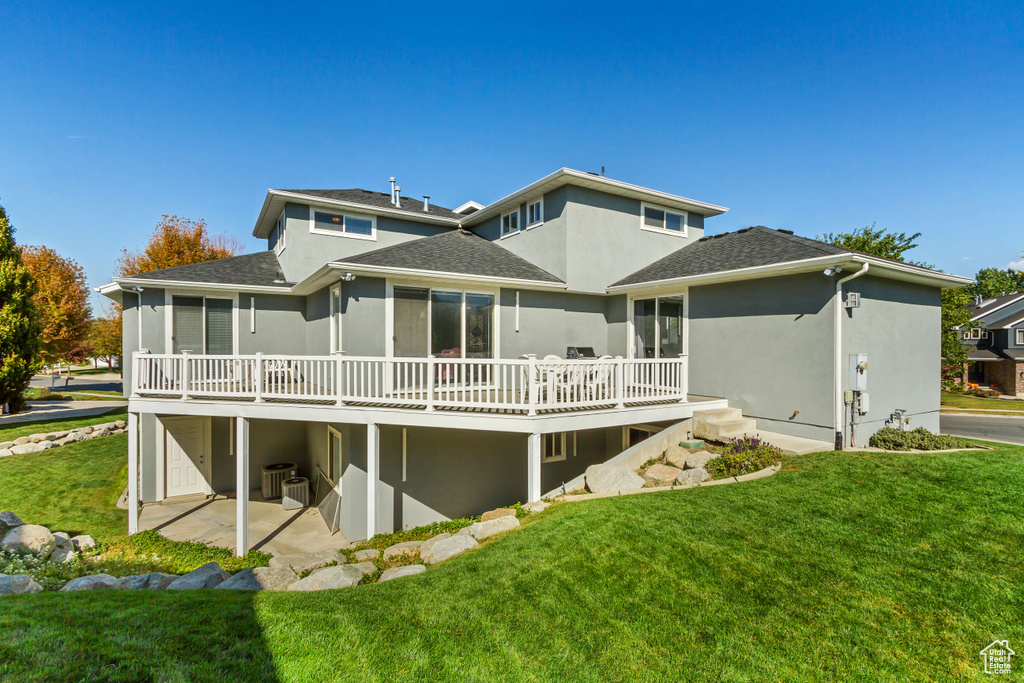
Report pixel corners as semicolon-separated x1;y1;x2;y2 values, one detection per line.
132;352;688;415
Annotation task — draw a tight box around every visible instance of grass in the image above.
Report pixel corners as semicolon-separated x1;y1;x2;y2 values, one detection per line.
23;387;125;402
0;406;127;442
942;391;1024;413
2;440;1023;681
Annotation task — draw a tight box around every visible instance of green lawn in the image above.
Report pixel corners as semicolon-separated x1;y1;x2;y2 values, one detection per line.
1;437;1022;681
942;391;1024;412
0;406;127;442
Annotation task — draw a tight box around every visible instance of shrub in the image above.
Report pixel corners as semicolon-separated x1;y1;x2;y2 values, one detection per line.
706;436;782;478
868;427;971;451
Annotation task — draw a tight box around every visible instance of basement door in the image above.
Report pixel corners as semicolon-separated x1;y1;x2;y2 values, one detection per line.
163;417;211;498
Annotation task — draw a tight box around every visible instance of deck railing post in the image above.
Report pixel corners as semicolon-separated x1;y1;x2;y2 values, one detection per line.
131;351;140;396
180;351;191;400
616;356;625;408
426;355;435;412
527;354;538;416
254;352;264;403
335;353;345;406
679;353;688;402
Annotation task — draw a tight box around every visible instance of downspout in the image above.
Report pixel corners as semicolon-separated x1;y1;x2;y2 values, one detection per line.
833;262;869;450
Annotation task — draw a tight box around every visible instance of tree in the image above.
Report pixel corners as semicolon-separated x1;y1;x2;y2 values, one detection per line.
0;202;41;413
20;246;92;368
967;267;1024;299
116;214;243;277
817;224;967;366
89;311;122;370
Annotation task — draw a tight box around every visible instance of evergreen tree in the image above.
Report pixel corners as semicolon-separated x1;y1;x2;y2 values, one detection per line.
0;201;41;413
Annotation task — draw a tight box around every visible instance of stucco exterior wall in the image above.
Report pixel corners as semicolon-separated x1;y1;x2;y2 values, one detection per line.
499;288;613;358
121;288;166;396
238;294;307;355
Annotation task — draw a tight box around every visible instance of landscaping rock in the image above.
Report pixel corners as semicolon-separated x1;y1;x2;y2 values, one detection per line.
0;441;12;450
585;464;645;493
0;449;12;458
676;468;710;486
49;548;78;564
10;443;42;455
13;436;31;446
351;561;377;576
643;464;683;487
73;426;93;435
37;441;55;450
0;574;43;595
167;562;230;590
116;573;179;590
268;549;345;573
422;534;478;564
57;432;90;446
70;534;96;551
481;508;516;522
684;451;719;470
379;565;426;582
216;567;296;591
114;420;127;429
664;445;689;469
52;532;73;550
287;565;363;591
382;541;422;559
61;574;119;591
1;524;56;558
458;515;520;541
92;422;117;432
0;511;24;531
521;501;550;514
418;533;451;559
89;428;111;439
352;548;380;561
51;431;69;440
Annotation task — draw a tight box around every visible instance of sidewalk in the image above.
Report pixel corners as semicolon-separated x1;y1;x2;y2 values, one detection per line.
0;401;127;426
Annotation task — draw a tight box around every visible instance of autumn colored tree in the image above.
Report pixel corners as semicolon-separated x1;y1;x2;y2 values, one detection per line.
0;202;42;413
89;311;122;370
116;215;243;277
21;246;93;368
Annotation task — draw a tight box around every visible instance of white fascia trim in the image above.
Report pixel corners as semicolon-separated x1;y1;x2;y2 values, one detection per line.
454;200;485;214
606;254;972;294
999;314;1024;329
328;262;567;290
253;190;460;237
462;168;729;227
111;277;291;295
970;293;1024;322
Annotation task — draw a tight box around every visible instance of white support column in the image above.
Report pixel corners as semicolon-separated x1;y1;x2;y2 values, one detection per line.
235;417;249;557
528;432;542;503
366;423;379;540
127;412;140;534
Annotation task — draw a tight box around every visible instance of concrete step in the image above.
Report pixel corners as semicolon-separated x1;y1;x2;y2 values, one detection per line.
692;408;743;437
703;417;758;441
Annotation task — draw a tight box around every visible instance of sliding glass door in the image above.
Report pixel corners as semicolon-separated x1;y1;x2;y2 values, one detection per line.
172;296;233;355
632;295;685;359
392;286;495;360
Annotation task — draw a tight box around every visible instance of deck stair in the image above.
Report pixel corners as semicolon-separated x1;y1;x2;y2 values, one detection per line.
692;407;757;442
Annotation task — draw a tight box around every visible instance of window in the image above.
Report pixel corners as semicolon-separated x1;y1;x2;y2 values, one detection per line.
330;284;343;353
312;209;375;238
526;199;543;227
171;296;234;354
641;203;687;235
969;328;984;340
501;210;519;236
542;432;575;463
1016;329;1024;345
272;213;285;254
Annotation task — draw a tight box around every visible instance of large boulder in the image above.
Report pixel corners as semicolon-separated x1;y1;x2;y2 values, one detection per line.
89;428;111;439
382;541;422;559
167;562;230;590
216;567;296;591
676;468;710;486
481;508;516;522
422;534;478;564
663;445;689;469
0;449;12;458
0;574;43;595
643;464;683;487
268;549;345;574
287;565;363;591
684;451;719;470
350;561;377;576
116;573;179;590
52;532;73;550
521;501;550;514
352;548;380;561
0;441;13;450
585;464;645;493
49;548;78;564
378;565;426;582
10;443;42;455
37;441;55;451
418;533;451;559
13;436;31;446
57;432;90;447
70;534;96;551
0;511;24;532
458;516;520;541
61;574;119;591
2;524;56;558
113;420;128;430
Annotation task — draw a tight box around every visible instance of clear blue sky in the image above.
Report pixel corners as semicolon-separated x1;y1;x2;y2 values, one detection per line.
2;1;1022;311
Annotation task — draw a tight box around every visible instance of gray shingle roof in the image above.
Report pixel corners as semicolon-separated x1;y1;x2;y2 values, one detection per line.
611;226;849;287
278;189;461;220
968;292;1024;319
980;307;1024;328
337;229;564;284
123;251;290;287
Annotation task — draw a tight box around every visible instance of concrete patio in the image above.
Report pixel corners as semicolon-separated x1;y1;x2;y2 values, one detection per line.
138;493;349;556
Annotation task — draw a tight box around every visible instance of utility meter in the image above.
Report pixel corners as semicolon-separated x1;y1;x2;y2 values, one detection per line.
849;354;868;392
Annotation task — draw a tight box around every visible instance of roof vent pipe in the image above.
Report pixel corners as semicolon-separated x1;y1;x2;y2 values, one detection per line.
395;186;401;207
423;195;430;211
389;177;396;204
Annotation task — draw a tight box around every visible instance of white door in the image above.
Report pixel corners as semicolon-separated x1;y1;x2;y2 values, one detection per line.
164;418;210;498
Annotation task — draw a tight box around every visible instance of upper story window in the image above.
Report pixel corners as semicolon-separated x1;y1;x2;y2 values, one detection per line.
641;202;688;237
311;208;375;239
962;328;987;341
1016;328;1024;345
271;213;286;255
526;199;543;228
501;209;519;236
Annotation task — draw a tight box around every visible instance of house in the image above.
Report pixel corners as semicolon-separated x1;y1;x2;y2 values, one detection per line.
99;168;970;554
958;292;1024;396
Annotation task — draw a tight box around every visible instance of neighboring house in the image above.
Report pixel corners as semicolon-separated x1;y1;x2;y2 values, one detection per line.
959;292;1024;395
99;168;970;553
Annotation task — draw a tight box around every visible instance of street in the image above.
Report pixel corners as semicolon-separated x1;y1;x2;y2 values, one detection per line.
940;413;1024;446
30;371;122;394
